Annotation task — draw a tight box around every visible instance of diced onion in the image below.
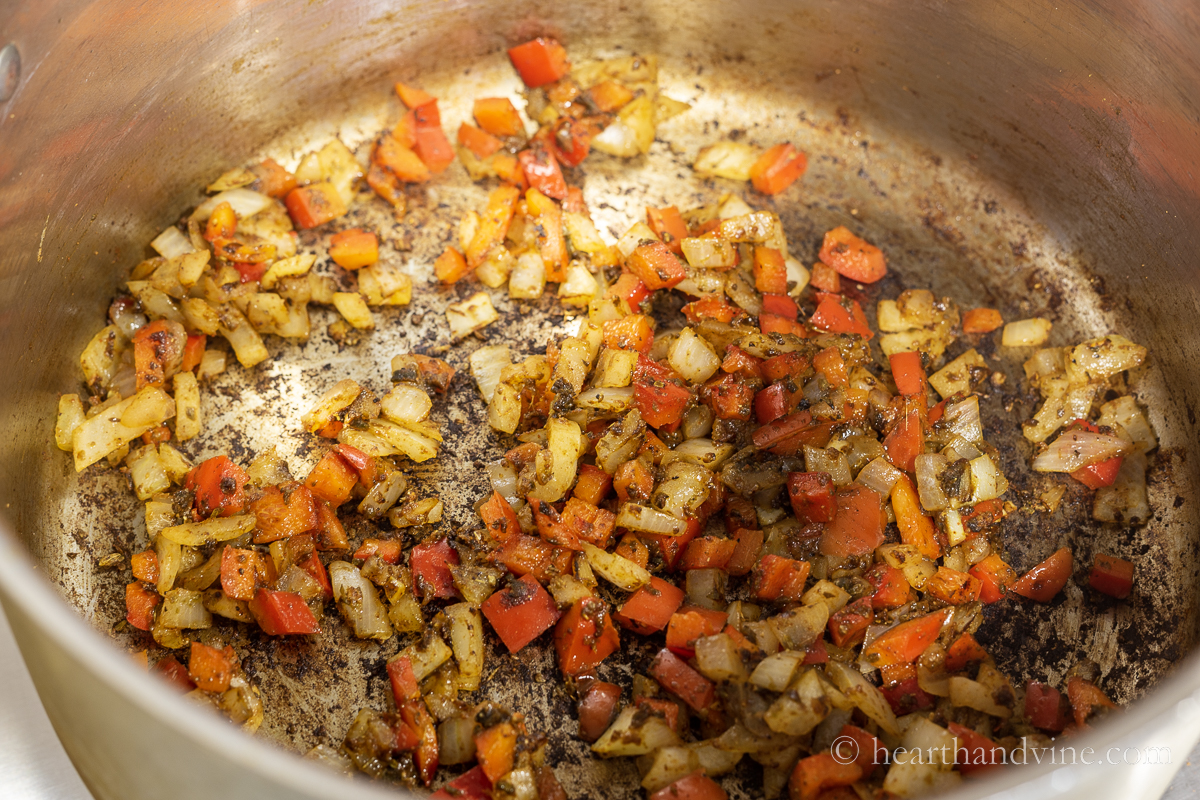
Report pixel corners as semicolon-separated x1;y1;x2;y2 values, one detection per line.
575;386;635;413
329;561;392;640
651;462;712;519
668;327;721;384
855;456;902;496
150;226;196;258
825;661;900;736
614;504;687;536
592;707;681;757
661;438;735;468
749;651;804;692
158;588;213;629
1001;317;1052;347
1032;429;1130;473
446;292;499;339
913;453;950;512
941;396;983;443
190;188;273;222
1064;334;1147;383
693;141;760;181
380;384;433;425
581;542;652;591
681;236;737;269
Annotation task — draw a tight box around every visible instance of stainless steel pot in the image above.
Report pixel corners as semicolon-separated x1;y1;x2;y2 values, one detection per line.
1;1;1198;798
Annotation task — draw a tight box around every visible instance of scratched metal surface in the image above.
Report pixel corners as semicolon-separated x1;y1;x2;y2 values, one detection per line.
4;1;1199;798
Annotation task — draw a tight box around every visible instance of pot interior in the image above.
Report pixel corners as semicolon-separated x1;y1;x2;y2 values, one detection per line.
1;1;1198;797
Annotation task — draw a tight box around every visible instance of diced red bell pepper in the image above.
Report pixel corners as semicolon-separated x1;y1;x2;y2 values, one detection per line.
761;352;810;383
881;675;934;716
297;552;332;601
352;538;403;564
962;307;1004;334
679;536;737;571
944;632;990;672
683;295;739;324
152;655;195;691
1071;455;1124;489
303;450;358;507
818;226;887;284
492;535;574;584
518;146;568;200
473;97;525;137
827;597;874;648
411;539;461;601
789;753;863;800
616;576;686;634
409;101;455;173
819;486;885;558
131;550;159;584
809;294;874;339
838;724;885;775
507;38;569;88
649;771;728;800
646;206;690;255
723;528;764;578
627;241;688;291
328;228;379;270
760;312;807;337
549;116;600;167
891;474;940;560
250;484;318;544
458;122;503;158
865;562;913;609
387;655;421;706
925;566;982;605
813;346;848;387
1011;547;1073;602
220;546;259;601
434;246;471;284
754;382;793;425
750;554;811;603
752;246;788;294
284;182;347;229
803;637;829;665
749;143;807;196
702;372;755;421
1089;553;1134;599
1067;676;1117;728
665;606;728;658
969;554;1017;603
883;406;923;474
481;574;561;653
721;347;764;382
607;272;651;313
186;455;248;519
479;490;522;544
530;498;583;550
429;766;492;800
475;721;518;783
862;608;951;668
753;409;815;450
947;722;1005;774
603;314;655;354
888;351;927;397
787;470;835;525
1024;681;1068;732
649;647;715;712
313;499;349;551
125;582;160;631
577;680;622;742
188;642;234;693
249;589;320;635
573;464;613;506
761;293;799;321
634;379;692;429
181;334;206;372
555;596;620;676
809;261;841;293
